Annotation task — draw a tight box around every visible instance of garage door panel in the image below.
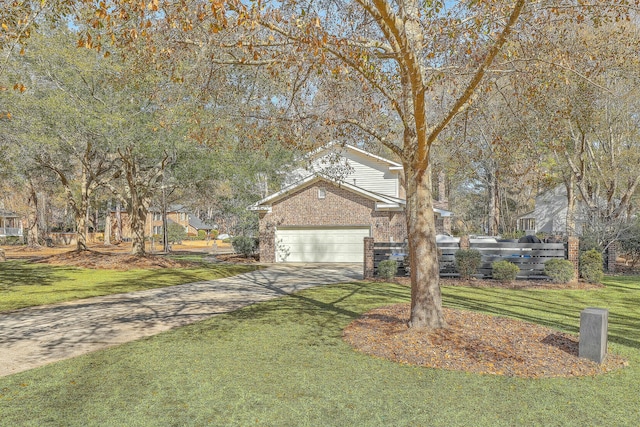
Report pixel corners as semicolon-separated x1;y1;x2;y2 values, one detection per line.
276;227;369;263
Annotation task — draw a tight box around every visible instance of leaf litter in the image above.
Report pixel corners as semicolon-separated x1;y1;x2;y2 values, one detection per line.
343;304;628;378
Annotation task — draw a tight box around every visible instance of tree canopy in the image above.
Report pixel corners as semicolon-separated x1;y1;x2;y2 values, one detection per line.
2;0;639;328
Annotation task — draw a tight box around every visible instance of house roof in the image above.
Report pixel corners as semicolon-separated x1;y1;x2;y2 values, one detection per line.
252;144;453;217
148;204;190;213
249;173;454;217
434;208;454;218
303;142;403;171
0;209;20;218
188;215;214;231
340;144;403;169
517;210;535;220
249;173;405;212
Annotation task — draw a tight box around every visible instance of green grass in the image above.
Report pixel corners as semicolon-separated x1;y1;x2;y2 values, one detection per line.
1;276;639;426
0;260;258;312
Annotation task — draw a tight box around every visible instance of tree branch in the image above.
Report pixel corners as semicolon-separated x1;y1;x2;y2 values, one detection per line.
421;0;527;169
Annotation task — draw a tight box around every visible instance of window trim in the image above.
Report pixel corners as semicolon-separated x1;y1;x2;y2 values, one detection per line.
318;187;326;199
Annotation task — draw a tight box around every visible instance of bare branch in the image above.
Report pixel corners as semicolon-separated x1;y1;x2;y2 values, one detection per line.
423;0;527;168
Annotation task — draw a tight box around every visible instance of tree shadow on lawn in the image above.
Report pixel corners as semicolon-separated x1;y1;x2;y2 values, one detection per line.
0;261;72;290
444;289;640;350
80;264;255;294
182;280;411;342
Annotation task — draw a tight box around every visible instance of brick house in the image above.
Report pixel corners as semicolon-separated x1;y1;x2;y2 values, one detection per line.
250;145;452;263
146;206;215;237
108;205;214;240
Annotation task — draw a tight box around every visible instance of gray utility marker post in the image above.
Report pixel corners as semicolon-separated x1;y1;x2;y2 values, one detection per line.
579;308;609;363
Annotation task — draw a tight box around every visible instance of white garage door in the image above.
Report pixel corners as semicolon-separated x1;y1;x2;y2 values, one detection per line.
275;227;370;263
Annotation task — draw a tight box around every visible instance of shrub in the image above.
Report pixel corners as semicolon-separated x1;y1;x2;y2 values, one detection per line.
580;249;604;284
500;230;525;240
544;259;575;283
619;219;640;267
197;230;207;241
167;223;187;244
455;249;482;280
232;236;258;257
378;260;398;281
492;260;519;283
2;236;23;246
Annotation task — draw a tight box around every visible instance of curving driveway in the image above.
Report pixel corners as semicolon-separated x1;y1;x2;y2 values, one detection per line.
0;264;362;377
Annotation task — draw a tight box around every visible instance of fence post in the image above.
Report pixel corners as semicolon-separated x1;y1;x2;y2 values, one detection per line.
607;242;617;273
364;237;374;279
567;236;579;280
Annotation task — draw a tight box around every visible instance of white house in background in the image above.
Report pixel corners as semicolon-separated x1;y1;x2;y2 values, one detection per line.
0;209;23;240
250;144;453;263
517;185;588;236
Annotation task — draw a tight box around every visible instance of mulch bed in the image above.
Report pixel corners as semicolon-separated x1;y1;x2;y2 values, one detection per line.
343;304;628;378
213;253;260;263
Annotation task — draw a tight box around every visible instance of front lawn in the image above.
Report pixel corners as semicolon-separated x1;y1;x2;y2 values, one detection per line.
0;260;257;312
0;276;639;426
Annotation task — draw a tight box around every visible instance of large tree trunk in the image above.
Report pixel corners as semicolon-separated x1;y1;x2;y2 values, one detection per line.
130;203;147;256
104;206;112;245
26;180;41;247
487;169;500;236
72;171;91;251
128;182;149;256
74;178;89;251
405;163;446;329
115;202;122;242
75;210;88;251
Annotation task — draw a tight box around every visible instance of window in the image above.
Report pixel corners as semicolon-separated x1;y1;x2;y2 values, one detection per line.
519;218;535;231
318;187;326;199
153;226;163;235
153;212;162;221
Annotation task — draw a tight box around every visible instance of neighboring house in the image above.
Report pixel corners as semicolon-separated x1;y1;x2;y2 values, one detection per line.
109;205;215;240
0;209;23;240
146;205;216;237
517;185;587;236
250;144;453;263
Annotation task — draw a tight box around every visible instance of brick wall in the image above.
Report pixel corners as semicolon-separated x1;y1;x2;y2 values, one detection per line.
364;237;374;279
258;180;407;262
607;242;617;273
567;236;580;280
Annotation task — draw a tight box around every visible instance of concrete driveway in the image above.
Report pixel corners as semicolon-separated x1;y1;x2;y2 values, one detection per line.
0;263;362;377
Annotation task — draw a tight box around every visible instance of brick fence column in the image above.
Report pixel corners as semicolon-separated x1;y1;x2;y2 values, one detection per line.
567;236;579;280
364;237;374;279
607;242;617;273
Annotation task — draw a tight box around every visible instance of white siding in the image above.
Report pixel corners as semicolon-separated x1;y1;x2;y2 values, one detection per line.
532;185;587;235
340;151;398;197
283;147;401;197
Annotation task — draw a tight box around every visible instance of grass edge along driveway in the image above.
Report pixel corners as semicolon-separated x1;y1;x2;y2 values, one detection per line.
0;260;258;312
1;276;639;426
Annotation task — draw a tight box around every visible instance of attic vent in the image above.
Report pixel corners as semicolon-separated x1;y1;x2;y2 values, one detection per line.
318;187;326;199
